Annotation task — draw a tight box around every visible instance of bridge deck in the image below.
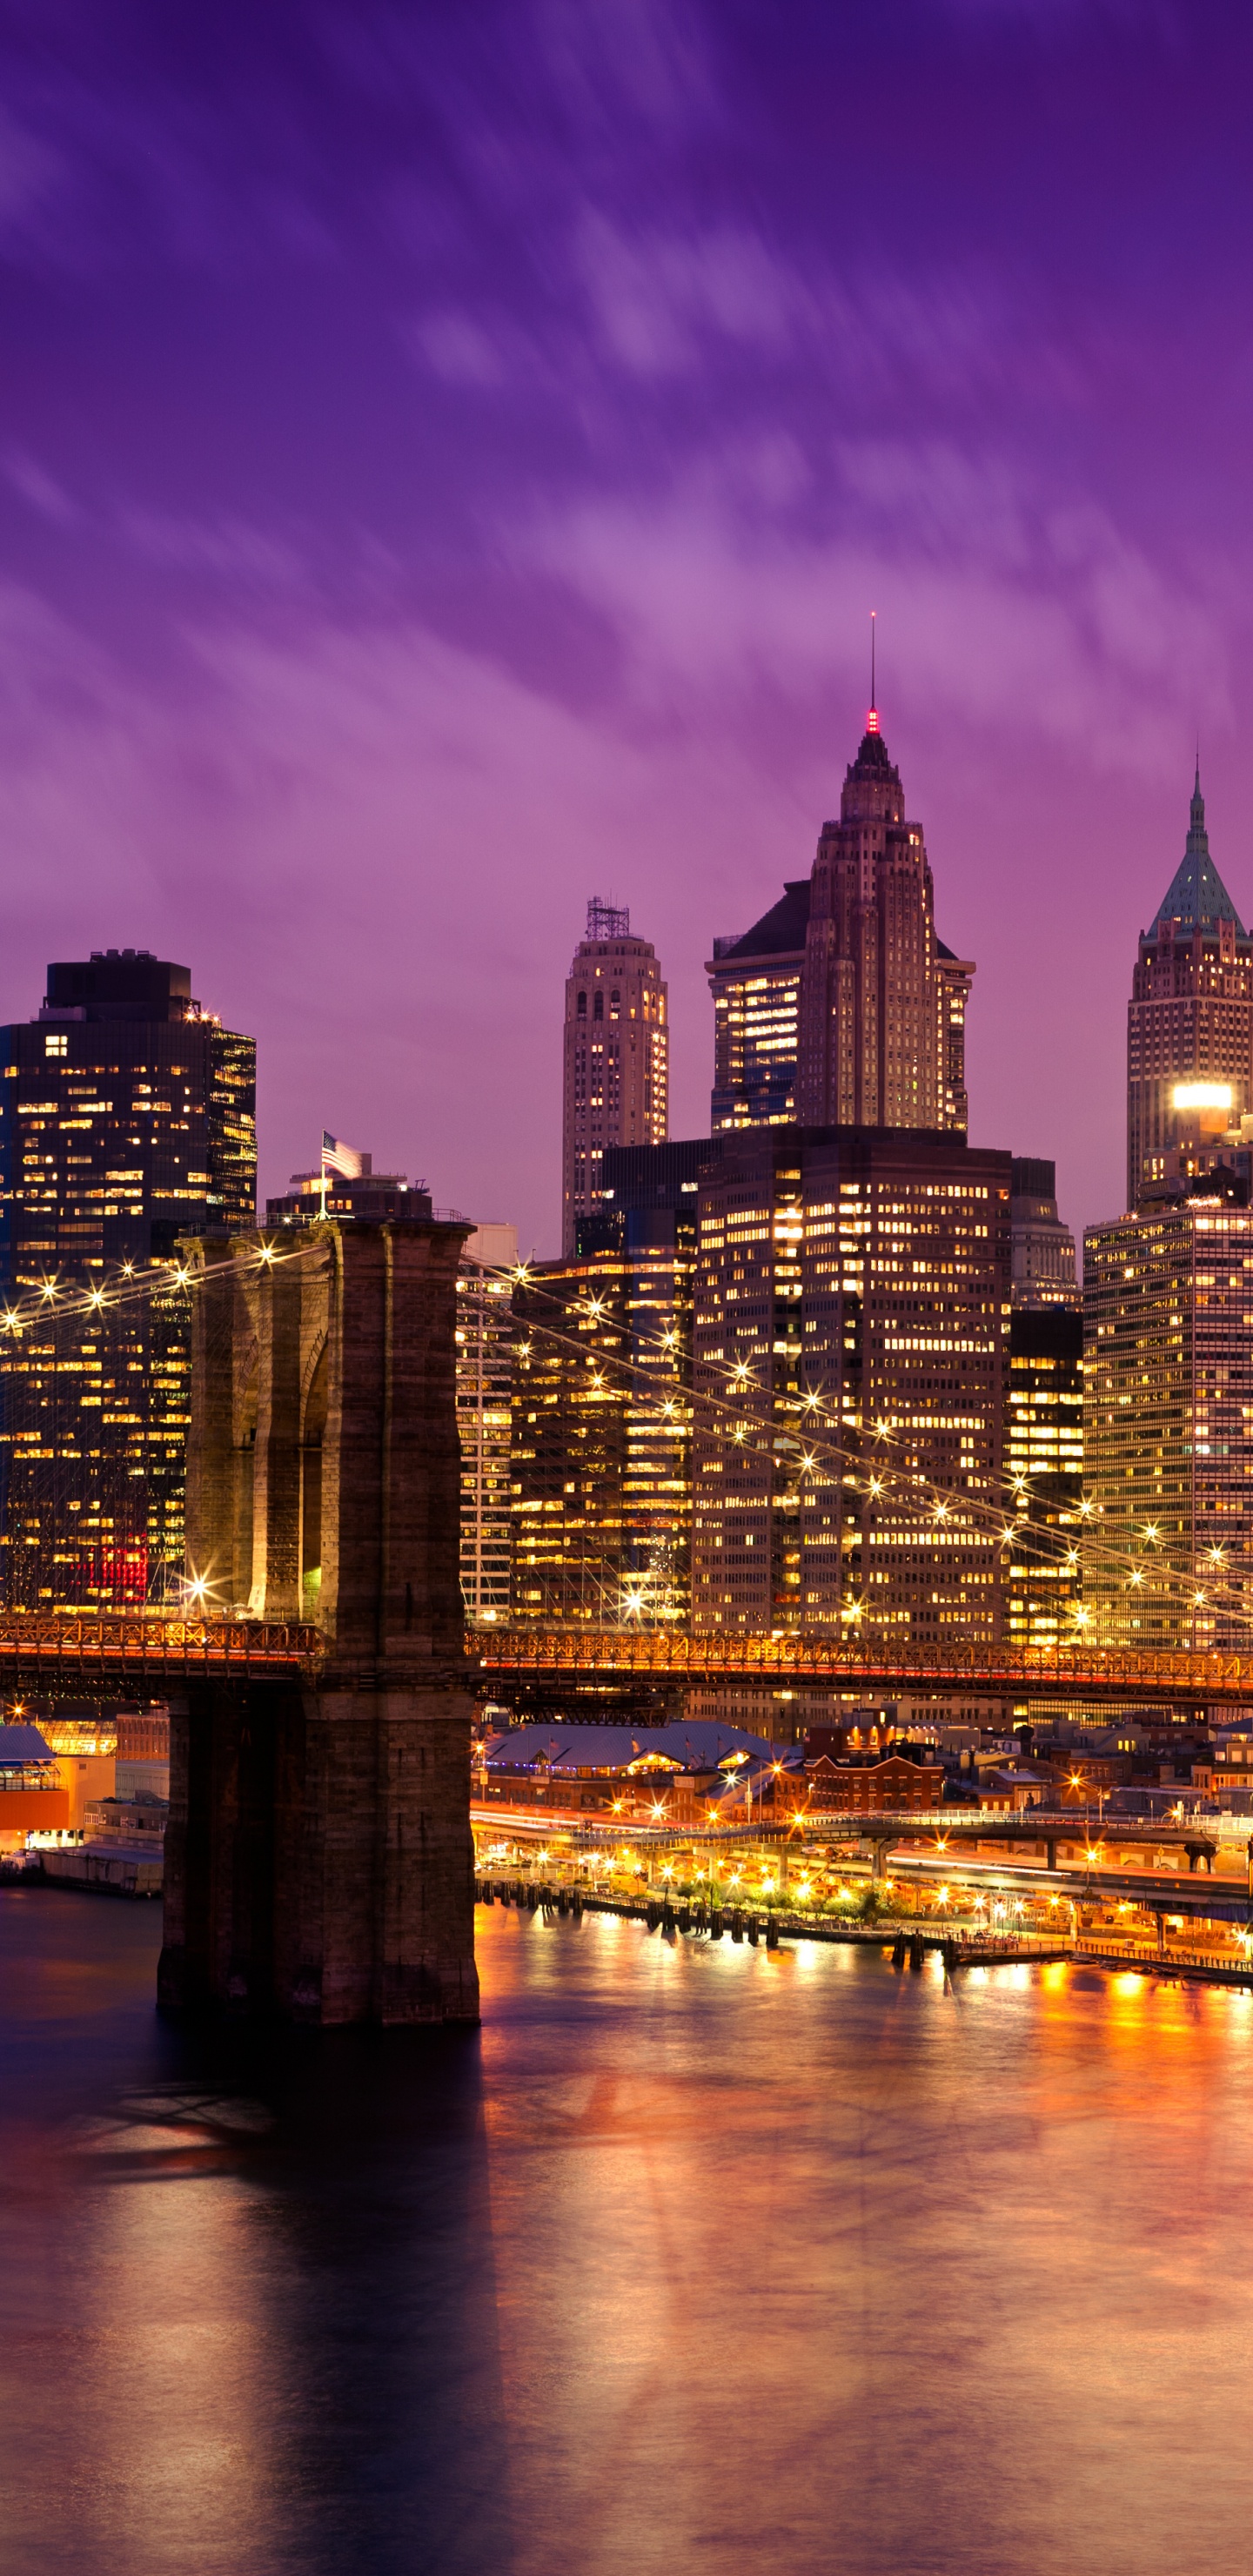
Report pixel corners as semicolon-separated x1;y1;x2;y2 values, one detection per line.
471;1625;1253;1707
0;1616;319;1679
0;1613;1248;1701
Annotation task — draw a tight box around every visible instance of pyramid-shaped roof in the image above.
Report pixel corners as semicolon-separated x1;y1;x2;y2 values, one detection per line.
1149;767;1248;939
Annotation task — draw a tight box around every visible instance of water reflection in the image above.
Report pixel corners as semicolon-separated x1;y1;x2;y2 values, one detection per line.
3;1892;1253;2574
0;1893;511;2575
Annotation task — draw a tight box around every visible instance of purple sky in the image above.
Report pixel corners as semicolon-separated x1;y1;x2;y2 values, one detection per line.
0;0;1250;1252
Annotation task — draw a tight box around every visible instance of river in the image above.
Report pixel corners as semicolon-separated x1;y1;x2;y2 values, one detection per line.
1;1888;1251;2575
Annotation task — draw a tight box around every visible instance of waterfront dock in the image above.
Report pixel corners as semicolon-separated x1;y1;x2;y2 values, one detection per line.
476;1879;1253;1992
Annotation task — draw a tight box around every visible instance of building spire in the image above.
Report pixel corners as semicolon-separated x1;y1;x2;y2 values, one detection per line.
867;609;879;735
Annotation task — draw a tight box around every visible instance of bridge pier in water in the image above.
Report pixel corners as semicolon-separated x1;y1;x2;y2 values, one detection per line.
157;1219;480;2027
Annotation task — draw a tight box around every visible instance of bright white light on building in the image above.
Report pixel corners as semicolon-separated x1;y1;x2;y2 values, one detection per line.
1171;1083;1233;1111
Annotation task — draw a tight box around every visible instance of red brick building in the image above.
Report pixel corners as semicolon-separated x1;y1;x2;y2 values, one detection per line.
805;1752;945;1815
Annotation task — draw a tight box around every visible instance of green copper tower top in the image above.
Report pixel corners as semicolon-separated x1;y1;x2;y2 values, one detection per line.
1147;761;1250;943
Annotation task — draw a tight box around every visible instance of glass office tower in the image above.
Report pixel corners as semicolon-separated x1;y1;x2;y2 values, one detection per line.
0;949;256;1610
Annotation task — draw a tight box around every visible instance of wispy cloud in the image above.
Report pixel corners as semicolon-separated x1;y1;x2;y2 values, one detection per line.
3;449;78;527
116;507;308;592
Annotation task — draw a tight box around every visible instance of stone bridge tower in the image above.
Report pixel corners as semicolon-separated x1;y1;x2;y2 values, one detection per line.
157;1219;479;2026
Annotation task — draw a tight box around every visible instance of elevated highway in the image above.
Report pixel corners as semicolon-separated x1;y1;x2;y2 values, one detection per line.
472;1797;1231;1869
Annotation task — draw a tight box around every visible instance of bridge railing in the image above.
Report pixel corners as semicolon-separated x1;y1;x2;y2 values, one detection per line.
466;1623;1253;1700
0;1615;321;1673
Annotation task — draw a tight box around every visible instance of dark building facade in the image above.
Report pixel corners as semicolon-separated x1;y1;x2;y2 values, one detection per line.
0;949;256;1610
1009;1157;1079;1309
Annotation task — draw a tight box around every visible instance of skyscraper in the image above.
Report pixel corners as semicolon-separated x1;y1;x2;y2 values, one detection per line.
510;1202;693;1627
707;708;973;1138
561;898;667;1257
457;1222;517;1626
1127;766;1253;1208
690;1125;1011;1640
1003;1159;1083;1655
1085;1197;1253;1650
797;714;973;1130
0;949;256;1609
707;882;810;1130
1009;1157;1079;1308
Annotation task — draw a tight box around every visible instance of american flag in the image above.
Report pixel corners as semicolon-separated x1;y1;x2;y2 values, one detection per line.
322;1131;365;1180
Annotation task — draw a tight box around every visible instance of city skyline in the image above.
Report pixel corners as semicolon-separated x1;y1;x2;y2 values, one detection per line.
10;16;1253;2573
3;6;1253;1255
0;722;1230;1263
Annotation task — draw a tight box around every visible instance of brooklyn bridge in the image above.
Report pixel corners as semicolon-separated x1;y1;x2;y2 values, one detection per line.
0;1610;1248;1713
0;1218;1245;2027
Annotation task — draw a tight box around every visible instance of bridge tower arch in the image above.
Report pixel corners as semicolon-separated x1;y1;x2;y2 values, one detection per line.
158;1219;479;2026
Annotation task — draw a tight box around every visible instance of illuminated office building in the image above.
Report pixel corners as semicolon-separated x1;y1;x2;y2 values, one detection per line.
1128;765;1253;1208
708;882;810;1130
561;898;667;1257
707;708;973;1137
0;950;256;1609
1004;1308;1084;1652
1084;1199;1253;1650
1001;1159;1083;1652
690;1126;1011;1640
457;1223;517;1625
511;1186;694;1625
